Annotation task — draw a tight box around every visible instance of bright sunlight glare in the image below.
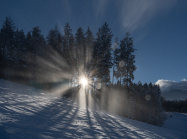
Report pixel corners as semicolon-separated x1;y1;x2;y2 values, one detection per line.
80;77;88;86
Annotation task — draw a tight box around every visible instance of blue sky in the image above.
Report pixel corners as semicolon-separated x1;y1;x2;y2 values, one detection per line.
0;0;187;84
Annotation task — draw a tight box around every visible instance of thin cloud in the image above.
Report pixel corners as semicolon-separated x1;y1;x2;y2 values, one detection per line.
92;0;110;20
57;20;64;35
61;0;71;20
119;0;178;33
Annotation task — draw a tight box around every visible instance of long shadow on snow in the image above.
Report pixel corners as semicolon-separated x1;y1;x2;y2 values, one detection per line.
1;87;82;139
103;113;145;139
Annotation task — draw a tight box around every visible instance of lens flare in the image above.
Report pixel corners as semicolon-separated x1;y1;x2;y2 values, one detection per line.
145;94;151;101
119;61;125;67
97;83;101;89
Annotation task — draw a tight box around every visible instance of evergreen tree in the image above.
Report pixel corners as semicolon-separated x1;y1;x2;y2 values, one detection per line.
46;25;62;53
128;94;135;119
92;28;101;81
0;16;16;79
30;26;46;80
25;31;32;68
75;27;85;79
85;27;95;92
152;84;164;126
69;33;76;86
14;28;26;71
46;26;63;81
113;39;121;84
62;23;73;65
96;22;113;84
62;23;75;86
112;37;119;84
85;27;95;73
117;33;136;86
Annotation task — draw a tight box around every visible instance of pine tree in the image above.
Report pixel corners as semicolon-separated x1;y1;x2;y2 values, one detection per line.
0;16;16;79
30;26;46;56
46;26;64;82
62;23;73;66
62;23;76;86
128;94;135;119
14;28;26;71
85;27;95;73
112;37;119;84
68;33;76;87
30;26;46;81
46;25;62;53
113;40;121;84
75;27;85;80
152;84;164;126
96;22;113;85
92;28;101;82
85;27;95;92
13;28;27;82
119;33;136;86
25;31;32;68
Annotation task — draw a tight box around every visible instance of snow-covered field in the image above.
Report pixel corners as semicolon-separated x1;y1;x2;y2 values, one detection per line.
0;79;187;139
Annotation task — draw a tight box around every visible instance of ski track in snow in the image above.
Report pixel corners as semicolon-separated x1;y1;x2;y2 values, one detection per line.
0;79;187;139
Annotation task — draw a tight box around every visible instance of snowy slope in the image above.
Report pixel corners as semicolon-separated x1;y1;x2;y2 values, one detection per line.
163;112;187;133
0;79;187;139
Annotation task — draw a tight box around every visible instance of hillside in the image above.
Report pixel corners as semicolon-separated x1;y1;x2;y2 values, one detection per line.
0;79;187;139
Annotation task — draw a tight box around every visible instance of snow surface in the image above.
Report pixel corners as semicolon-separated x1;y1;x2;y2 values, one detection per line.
0;79;187;139
163;112;187;133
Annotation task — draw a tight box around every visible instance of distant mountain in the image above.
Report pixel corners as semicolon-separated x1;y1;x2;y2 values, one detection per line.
155;80;187;100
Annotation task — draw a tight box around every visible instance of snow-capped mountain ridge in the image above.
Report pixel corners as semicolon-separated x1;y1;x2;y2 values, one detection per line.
161;86;187;92
156;80;187;100
159;81;187;92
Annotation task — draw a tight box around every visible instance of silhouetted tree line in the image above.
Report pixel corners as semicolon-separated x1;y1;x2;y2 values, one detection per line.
0;16;166;126
91;82;167;126
0;16;136;88
161;97;187;113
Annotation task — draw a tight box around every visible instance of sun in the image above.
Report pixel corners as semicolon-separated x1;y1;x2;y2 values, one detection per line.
80;77;88;86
